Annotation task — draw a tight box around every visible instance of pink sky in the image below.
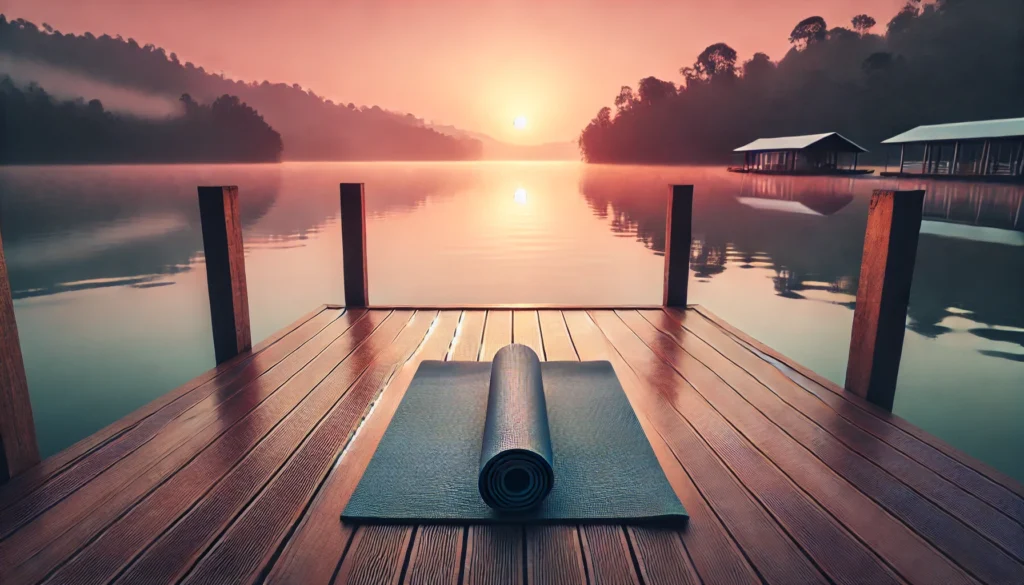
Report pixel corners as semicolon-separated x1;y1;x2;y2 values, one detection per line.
4;0;907;143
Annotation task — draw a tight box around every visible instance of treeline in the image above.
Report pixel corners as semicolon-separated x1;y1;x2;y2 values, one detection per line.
579;0;1024;164
1;78;283;163
0;15;482;161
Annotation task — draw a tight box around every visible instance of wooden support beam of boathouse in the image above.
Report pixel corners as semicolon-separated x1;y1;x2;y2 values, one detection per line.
663;184;694;307
846;189;926;411
340;183;369;307
198;186;252;365
0;225;40;482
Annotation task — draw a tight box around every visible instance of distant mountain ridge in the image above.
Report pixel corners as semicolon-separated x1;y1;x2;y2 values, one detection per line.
427;123;579;160
0;15;482;161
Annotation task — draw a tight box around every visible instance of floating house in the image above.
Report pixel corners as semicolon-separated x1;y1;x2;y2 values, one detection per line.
730;132;872;175
881;117;1024;181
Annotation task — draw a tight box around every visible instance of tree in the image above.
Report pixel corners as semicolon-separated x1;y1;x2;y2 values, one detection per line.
851;14;877;35
681;43;738;84
789;16;828;49
614;86;636;113
887;2;921;35
636;76;676;105
595;106;612;127
742;52;775;82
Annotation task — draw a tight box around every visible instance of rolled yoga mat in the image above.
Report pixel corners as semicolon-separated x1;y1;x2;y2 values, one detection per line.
478;344;554;512
342;345;688;524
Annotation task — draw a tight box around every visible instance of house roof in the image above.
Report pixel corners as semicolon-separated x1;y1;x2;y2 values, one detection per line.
734;132;868;153
881;117;1024;144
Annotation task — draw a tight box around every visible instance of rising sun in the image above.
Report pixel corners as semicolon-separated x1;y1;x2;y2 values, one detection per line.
513;115;528;129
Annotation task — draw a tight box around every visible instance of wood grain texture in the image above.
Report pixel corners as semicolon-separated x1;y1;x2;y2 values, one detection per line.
108;313;431;585
264;311;461;585
2;307;1019;585
464;526;522;585
585;310;855;584
512;311;544;358
563;311;766;585
628;527;700;585
691;304;1024;501
620;310;995;584
655;309;1024;574
333;524;413;585
0;308;358;572
479;310;512;361
198;186;251;364
527;525;587;585
340;183;368;307
846;189;925;410
448;311;486;361
663;185;693;307
404;525;463;585
0;305;339;508
0;224;39;481
22;311;400;585
402;311;487;585
579;526;639;585
182;311;442;585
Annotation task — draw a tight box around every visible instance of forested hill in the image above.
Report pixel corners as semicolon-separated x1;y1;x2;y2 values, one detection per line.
579;0;1024;164
0;16;482;161
1;80;283;164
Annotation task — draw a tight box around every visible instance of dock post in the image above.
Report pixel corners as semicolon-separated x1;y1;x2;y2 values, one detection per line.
846;189;925;410
198;186;251;365
340;183;368;307
0;226;40;482
663;184;694;307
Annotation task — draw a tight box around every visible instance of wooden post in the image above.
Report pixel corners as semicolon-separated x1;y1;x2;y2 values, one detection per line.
198;186;251;365
663;185;694;307
898;145;905;173
340;183;368;307
846;189;925;410
0;226;40;482
950;141;960;175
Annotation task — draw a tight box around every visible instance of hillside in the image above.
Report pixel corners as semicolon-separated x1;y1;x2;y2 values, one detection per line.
0;15;482;161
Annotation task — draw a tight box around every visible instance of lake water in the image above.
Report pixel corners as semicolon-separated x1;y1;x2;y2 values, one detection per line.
1;162;1021;480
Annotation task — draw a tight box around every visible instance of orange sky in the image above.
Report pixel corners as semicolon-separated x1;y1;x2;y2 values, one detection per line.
4;0;907;143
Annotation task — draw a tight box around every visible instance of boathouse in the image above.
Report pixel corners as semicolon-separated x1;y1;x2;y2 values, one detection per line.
731;132;869;174
881;117;1024;180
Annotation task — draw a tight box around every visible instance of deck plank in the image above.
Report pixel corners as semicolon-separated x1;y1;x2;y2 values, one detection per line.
518;310;587;585
462;312;522;585
588;309;898;584
479;310;512;362
114;311;435;585
264;311;460;585
1;307;1018;585
449;311;486;361
33;310;406;585
691;305;1024;500
2;309;371;583
563;311;766;585
620;310;996;584
645;309;1024;578
402;311;486;585
676;307;1024;526
0;307;347;528
0;305;340;509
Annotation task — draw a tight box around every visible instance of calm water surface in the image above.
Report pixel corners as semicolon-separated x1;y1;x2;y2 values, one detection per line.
1;162;1021;479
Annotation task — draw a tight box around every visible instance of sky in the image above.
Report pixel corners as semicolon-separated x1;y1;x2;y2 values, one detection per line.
3;0;908;144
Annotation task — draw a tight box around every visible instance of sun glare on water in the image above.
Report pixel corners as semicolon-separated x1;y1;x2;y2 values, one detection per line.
513;116;527;129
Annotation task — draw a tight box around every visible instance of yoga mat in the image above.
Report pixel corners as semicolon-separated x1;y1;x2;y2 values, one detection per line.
478;345;554;511
342;355;688;524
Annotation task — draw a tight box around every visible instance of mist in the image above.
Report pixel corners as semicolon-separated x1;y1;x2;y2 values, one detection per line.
0;52;181;118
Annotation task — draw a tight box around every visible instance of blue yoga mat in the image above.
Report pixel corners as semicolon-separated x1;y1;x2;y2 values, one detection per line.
342;348;688;524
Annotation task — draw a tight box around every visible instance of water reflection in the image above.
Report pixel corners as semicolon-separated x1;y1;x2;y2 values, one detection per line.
0;162;1020;473
578;165;1024;355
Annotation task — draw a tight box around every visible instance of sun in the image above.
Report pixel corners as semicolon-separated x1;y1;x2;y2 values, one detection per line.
512;115;528;129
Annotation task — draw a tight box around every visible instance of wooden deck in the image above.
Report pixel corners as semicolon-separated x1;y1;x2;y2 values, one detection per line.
1;306;1022;585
